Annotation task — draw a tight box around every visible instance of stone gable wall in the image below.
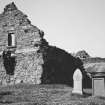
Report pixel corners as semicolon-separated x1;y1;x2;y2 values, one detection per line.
0;7;41;51
0;2;44;85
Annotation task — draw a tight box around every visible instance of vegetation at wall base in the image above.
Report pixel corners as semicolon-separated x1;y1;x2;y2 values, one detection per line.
0;84;104;105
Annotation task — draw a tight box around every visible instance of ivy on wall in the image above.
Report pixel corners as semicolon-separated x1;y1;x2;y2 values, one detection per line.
3;50;16;75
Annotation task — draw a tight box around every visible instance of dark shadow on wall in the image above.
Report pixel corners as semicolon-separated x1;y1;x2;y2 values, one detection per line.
83;72;92;88
3;50;16;75
41;44;92;88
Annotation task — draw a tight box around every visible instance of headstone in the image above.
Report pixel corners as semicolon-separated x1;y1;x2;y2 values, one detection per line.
72;69;83;95
92;76;105;97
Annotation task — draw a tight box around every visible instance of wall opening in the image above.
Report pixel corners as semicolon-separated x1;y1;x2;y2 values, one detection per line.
8;33;15;46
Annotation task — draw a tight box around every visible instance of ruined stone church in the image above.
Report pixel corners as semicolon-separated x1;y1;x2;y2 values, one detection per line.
0;2;44;85
0;2;85;86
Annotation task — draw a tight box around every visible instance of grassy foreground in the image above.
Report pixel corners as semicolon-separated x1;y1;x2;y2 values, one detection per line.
0;84;104;105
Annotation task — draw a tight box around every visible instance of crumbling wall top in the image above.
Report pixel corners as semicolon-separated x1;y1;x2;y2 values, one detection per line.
3;2;18;13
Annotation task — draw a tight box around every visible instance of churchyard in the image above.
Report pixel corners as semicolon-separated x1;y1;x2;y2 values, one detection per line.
0;2;105;105
0;66;104;105
0;68;105;105
0;83;104;105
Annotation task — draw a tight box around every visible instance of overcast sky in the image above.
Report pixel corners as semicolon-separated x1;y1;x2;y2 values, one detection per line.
0;0;105;57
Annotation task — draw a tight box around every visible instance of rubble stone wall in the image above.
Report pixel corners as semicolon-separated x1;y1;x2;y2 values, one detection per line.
0;3;41;51
0;2;44;85
14;51;43;84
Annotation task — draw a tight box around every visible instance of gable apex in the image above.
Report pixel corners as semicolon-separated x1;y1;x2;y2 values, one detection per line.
4;2;18;13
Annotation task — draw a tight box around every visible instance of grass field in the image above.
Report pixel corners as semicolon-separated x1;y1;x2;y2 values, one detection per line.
0;84;104;105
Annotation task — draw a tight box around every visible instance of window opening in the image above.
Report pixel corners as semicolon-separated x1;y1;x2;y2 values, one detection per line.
8;33;15;46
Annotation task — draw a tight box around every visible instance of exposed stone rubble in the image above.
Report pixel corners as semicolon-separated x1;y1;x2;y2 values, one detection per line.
0;2;44;85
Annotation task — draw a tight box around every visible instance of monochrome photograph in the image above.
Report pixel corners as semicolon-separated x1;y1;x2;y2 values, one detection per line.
0;0;104;105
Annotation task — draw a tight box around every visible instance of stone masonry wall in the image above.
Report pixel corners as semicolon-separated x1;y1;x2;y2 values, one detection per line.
0;2;41;51
0;2;44;85
14;52;43;84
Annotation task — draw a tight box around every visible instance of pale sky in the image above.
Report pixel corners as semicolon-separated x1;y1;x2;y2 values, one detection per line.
0;0;105;57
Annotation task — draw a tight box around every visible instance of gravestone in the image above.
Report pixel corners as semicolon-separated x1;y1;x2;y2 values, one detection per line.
92;73;105;97
72;69;83;95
